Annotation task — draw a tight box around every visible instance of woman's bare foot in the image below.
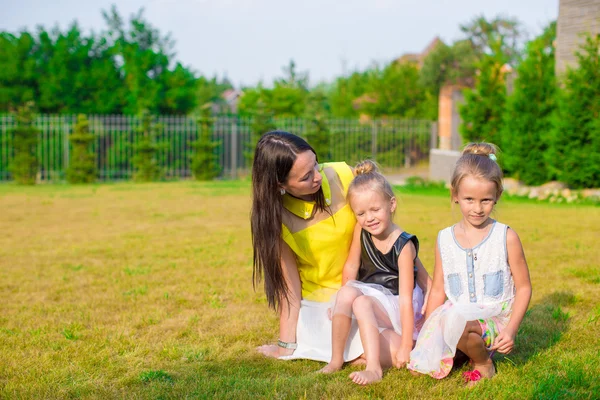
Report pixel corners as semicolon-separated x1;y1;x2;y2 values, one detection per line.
349;369;382;385
317;361;343;374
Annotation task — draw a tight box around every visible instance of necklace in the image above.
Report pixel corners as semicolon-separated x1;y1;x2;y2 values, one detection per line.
459;222;491;261
373;227;399;254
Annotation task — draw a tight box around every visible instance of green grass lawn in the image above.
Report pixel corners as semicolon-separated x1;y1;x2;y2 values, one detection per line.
0;181;599;399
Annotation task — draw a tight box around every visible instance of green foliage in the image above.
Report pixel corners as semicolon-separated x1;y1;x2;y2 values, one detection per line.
328;71;369;118
66;114;97;183
9;102;38;184
304;91;331;161
191;107;221;180
460;14;524;64
0;32;38;109
0;6;199;115
501;22;556;185
244;101;277;167
132;110;161;182
459;40;508;144
547;33;600;188
196;76;233;113
238;60;309;119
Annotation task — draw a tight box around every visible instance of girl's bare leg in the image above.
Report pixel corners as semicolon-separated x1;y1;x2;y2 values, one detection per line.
318;286;362;373
348;296;394;385
457;321;495;385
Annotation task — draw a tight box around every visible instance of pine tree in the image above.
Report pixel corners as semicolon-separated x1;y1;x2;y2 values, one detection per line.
66;114;97;183
501;22;556;185
9;102;38;184
132;110;161;182
191;106;221;180
548;33;600;188
304;90;331;162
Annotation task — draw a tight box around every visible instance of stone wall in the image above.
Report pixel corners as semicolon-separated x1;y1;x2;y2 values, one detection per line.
556;0;600;75
429;148;460;183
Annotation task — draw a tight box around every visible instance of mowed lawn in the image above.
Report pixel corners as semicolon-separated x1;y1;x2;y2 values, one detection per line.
0;181;598;399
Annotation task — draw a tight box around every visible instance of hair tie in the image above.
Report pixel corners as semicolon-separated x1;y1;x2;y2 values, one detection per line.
489;154;497;162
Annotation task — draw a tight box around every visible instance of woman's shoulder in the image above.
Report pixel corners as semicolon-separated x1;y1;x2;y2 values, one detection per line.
322;162;354;188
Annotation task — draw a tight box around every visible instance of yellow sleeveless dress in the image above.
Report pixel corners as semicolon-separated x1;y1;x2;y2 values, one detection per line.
281;162;356;302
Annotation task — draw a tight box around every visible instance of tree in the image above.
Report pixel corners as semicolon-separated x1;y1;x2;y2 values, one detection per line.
101;5;197;114
460;14;523;64
9;102;38;184
459;40;508;144
328;71;369;118
304;89;331;162
245;99;276;167
501;22;556;185
0;32;38;110
191;106;221;180
66;114;97;183
132;110;161;182
547;33;600;188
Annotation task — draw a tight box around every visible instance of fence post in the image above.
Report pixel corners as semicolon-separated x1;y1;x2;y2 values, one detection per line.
430;121;438;150
371;120;377;160
63;115;70;177
230;117;237;179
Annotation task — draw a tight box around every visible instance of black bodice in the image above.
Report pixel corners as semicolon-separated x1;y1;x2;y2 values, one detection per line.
356;230;419;295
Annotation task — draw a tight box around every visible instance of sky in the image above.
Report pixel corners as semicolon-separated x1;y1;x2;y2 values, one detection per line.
1;0;559;87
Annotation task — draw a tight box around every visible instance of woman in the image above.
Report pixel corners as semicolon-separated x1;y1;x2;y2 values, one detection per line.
252;131;429;361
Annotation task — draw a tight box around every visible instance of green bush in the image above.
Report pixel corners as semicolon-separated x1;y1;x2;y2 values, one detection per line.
547;33;600;188
66;114;97;183
132;110;161;182
191;108;221;180
9;102;38;184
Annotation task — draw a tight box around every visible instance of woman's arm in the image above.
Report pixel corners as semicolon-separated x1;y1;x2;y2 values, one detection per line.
341;223;362;285
491;228;532;354
257;239;302;358
395;241;417;367
424;240;446;320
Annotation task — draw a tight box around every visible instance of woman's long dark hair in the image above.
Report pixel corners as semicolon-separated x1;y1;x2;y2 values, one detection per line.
251;131;327;310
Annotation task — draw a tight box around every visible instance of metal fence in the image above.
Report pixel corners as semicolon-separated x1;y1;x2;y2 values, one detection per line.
0;114;435;182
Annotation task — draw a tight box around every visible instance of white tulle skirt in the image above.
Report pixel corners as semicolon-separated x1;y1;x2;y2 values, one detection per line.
343;280;425;340
279;299;364;362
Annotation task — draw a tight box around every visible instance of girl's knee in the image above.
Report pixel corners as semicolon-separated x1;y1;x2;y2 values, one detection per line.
336;286;361;305
351;295;373;314
460;321;480;341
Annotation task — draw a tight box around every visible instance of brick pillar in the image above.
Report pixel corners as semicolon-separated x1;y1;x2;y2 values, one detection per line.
556;0;600;75
438;85;465;151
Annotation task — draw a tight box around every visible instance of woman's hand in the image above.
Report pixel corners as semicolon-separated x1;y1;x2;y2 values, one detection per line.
256;344;295;358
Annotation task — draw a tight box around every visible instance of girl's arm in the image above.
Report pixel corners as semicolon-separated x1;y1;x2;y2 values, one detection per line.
414;257;433;313
395;241;417;368
257;238;302;358
491;228;532;354
424;239;446;320
341;223;362;285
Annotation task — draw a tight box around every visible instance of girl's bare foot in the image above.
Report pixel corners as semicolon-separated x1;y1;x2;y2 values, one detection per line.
317;362;343;374
348;356;366;366
349;369;382;385
465;360;495;387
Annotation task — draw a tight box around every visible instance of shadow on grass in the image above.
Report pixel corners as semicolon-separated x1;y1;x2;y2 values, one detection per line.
496;291;574;366
450;291;574;374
